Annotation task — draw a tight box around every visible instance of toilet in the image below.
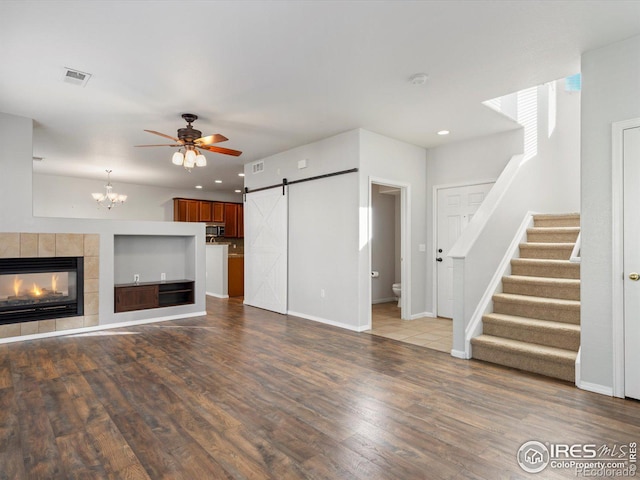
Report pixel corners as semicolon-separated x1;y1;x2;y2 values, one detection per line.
392;283;401;307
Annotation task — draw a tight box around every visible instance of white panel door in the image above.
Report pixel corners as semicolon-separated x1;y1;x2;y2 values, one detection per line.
436;183;493;318
624;126;640;400
244;188;288;314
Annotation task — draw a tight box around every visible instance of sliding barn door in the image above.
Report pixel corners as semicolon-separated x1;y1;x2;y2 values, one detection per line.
244;188;288;314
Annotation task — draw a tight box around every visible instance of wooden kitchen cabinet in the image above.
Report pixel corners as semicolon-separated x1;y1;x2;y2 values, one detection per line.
212;202;225;223
199;201;213;222
228;256;244;297
224;203;238;237
173;198;200;222
237;204;244;238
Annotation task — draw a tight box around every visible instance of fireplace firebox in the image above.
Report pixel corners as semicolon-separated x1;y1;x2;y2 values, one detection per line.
0;257;84;325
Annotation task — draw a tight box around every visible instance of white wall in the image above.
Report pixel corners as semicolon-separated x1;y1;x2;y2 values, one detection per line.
371;185;397;303
581;35;640;390
0;111;207;332
33;173;240;221
359;129;428;324
244;130;361;329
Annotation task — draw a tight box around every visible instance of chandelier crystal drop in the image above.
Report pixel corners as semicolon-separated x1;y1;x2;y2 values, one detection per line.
91;170;127;209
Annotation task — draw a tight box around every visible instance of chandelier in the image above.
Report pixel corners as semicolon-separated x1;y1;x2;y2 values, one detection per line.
172;147;207;171
91;170;127;209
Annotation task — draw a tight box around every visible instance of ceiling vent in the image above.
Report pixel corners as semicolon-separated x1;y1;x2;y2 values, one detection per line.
252;161;264;174
63;67;91;87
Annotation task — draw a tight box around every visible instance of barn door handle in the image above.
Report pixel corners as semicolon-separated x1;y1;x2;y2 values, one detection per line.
630;272;640;281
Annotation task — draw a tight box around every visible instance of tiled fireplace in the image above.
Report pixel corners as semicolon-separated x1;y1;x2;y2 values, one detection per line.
0;233;99;339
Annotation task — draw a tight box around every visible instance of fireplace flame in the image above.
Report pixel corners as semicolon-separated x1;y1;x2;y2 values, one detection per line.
51;274;58;292
13;276;23;296
32;283;42;296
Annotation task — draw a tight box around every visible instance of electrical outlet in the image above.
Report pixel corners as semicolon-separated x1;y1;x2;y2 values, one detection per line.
161;272;166;281
320;289;325;298
133;274;140;283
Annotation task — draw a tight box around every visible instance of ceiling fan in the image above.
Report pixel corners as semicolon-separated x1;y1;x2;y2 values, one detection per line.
136;113;242;169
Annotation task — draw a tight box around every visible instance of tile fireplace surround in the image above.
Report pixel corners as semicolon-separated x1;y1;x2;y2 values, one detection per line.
0;233;99;340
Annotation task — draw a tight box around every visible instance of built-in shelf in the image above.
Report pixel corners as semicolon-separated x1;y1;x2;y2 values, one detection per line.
114;280;195;313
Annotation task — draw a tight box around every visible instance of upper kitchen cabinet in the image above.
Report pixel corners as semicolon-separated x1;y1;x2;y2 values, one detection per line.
173;198;200;222
199;201;213;222
212;202;225;223
224;203;238;237
237;203;244;238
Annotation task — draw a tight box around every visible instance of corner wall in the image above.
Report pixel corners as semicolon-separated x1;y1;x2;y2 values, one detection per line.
581;34;640;391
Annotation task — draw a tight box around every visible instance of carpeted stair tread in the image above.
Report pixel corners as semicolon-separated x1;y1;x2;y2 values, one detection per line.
533;213;580;227
482;313;580;351
502;275;580;300
519;242;574;260
526;227;580;243
471;335;577;382
510;258;580;279
493;293;580;309
471;335;577;362
493;293;580;324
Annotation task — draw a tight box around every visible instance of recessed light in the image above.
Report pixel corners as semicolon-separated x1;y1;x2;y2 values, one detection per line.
409;73;429;85
437;130;450;136
238;173;245;177
215;180;222;184
195;185;203;189
235;189;242;193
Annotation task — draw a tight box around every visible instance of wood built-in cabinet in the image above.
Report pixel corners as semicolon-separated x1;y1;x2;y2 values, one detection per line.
115;280;195;313
173;198;243;238
224;203;238;238
228;256;244;297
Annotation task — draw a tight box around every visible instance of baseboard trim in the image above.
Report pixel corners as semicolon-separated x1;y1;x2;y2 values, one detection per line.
451;349;470;359
0;310;208;345
410;311;436;320
287;310;369;332
372;297;396;304
206;292;229;299
577;380;614;397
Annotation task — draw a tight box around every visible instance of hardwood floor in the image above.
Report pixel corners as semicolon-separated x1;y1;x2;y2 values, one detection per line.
1;296;639;479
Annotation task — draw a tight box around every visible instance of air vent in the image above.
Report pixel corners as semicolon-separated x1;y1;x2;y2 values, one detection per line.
63;67;91;87
252;161;264;174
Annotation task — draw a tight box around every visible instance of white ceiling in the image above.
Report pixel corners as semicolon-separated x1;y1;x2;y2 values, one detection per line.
1;1;639;194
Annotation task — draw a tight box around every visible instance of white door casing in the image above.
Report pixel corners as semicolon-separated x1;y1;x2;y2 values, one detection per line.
624;125;640;400
436;183;494;318
244;188;288;314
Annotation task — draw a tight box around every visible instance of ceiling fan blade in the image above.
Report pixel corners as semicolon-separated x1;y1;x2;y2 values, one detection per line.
144;129;180;142
195;134;229;146
135;143;183;147
199;145;243;157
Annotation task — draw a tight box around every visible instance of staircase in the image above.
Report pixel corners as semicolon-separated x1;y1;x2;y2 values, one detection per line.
471;214;580;382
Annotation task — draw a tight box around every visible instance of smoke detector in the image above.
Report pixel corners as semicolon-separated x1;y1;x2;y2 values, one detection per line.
63;67;92;87
408;73;429;85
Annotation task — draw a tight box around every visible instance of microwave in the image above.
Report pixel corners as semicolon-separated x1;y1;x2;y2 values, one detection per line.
206;224;225;237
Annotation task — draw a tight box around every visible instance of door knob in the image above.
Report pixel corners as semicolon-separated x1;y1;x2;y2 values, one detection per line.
436;257;443;262
630;272;640;281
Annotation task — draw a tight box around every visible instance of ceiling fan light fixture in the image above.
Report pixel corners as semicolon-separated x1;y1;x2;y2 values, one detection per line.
184;150;197;169
172;151;184;165
195;154;207;167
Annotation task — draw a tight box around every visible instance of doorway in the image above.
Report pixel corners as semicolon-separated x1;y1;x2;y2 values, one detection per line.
433;181;494;318
369;179;409;322
613;118;640;400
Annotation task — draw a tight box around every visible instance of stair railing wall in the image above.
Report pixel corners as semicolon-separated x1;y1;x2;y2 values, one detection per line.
462;212;536;358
